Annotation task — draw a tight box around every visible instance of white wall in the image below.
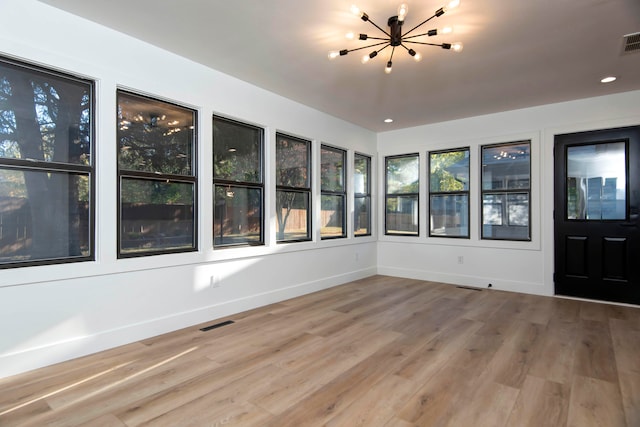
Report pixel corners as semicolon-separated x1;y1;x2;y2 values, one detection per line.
0;0;377;379
377;90;640;296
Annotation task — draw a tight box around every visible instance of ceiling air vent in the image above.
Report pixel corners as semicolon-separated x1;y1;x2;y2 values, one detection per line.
622;32;640;54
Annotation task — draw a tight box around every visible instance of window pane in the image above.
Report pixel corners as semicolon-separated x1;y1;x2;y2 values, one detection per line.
0;61;92;165
430;194;469;237
482;193;530;240
214;185;262;245
566;142;626;220
386;195;419;235
120;178;194;254
354;196;371;236
117;92;194;175
430;150;469;192
0;168;90;264
321;146;345;192
354;154;369;195
276;135;309;188
213;118;262;183
321;194;345;238
276;190;309;241
482;143;530;190
387;155;419;194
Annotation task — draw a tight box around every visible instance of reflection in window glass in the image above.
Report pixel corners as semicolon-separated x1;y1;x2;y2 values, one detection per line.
214;185;262;246
354;153;371;236
117;91;197;256
566;142;626;220
0;56;94;267
276;134;311;242
321;145;346;239
120;178;194;253
386;154;419;235
321;195;345;238
213;116;264;247
429;148;469;237
481;141;531;240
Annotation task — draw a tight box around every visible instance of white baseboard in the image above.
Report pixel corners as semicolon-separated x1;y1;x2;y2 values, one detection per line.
376;265;551;297
0;267;376;379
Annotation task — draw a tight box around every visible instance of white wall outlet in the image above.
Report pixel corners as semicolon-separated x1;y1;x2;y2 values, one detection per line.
210;275;221;288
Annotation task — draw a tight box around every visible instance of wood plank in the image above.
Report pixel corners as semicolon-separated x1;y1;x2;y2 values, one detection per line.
506;375;570;427
567;375;626;427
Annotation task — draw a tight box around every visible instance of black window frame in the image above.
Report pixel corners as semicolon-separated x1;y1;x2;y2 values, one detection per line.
354;152;372;237
428;147;470;238
0;55;95;269
481;140;532;241
275;132;312;243
320;144;347;240
213;115;265;248
385;153;420;236
116;90;198;258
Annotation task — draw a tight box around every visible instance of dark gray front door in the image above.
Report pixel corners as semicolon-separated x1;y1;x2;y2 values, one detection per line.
554;126;640;304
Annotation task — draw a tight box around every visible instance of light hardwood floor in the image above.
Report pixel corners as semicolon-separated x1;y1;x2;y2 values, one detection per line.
1;275;639;426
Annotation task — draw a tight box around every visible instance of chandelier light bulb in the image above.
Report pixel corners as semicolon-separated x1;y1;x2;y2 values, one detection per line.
328;51;340;60
413;52;423;62
385;61;393;74
345;31;355;40
397;3;409;21
440;26;453;34
361;54;370;64
446;0;461;10
350;4;361;16
451;42;464;52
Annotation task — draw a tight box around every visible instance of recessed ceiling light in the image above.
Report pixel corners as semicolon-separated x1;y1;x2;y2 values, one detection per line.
384;118;393;123
600;76;617;83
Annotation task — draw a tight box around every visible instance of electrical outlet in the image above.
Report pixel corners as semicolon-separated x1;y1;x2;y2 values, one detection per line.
210;275;221;288
457;256;464;264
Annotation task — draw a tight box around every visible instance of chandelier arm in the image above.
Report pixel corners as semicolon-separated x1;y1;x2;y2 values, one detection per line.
365;36;390;41
365;17;392;38
404;40;448;47
343;41;390;53
403;32;435;40
401;13;438;38
388;45;396;62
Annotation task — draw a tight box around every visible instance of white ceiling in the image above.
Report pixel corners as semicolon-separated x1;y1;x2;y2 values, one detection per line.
39;0;640;132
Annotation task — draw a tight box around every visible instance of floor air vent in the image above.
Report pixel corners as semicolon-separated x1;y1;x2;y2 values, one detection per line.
200;320;235;331
622;32;640;54
456;286;482;291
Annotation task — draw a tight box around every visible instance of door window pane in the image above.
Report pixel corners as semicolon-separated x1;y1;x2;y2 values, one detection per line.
566;142;626;220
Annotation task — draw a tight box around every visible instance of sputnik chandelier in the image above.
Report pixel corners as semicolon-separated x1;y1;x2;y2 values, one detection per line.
328;1;463;74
